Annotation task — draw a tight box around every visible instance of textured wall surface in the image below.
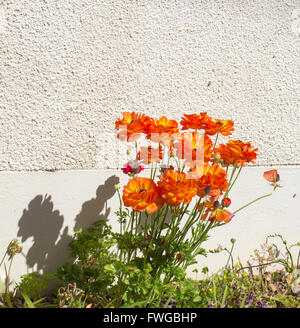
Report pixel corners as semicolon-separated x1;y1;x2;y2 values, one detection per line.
0;0;299;170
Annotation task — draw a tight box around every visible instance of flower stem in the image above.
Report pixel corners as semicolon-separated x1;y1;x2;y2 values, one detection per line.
233;193;273;215
227;165;242;193
212;132;219;151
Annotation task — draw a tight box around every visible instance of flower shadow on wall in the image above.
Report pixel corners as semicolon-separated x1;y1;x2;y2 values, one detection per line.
17;194;71;274
17;175;120;275
74;175;120;232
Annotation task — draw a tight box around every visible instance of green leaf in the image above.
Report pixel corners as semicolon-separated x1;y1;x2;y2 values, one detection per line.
193;295;202;302
0;277;5;293
5;293;13;308
104;264;115;272
21;292;36;308
202;267;209;274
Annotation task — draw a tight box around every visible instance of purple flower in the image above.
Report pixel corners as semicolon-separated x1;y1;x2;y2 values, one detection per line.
208;301;217;308
245;292;255;307
256;300;268;308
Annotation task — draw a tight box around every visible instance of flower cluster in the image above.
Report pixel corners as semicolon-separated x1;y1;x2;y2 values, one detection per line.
112;111;280;286
115;111;261;223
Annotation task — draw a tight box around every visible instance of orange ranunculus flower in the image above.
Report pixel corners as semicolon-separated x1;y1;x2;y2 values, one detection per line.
174;132;213;166
145;116;179;146
180;112;213;130
191;163;228;198
263;169;281;188
157;168;197;206
197;197;216;221
122;177;163;213
210;209;234;223
263;169;279;183
138;145;163;165
115;112;150;142
214;140;258;166
213;144;234;166
205;119;234;136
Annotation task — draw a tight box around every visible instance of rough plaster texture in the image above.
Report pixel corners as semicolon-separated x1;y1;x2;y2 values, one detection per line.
0;0;299;170
0;166;299;281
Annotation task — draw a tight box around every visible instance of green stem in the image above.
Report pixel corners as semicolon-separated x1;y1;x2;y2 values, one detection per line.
0;252;6;267
212;133;219;151
225;243;235;269
116;189;123;234
192;220;214;250
135;141;138;160
223;164;237;198
175;221;213;271
227;165;242;193
181;163;185;173
5;258;14;294
233;193;273;215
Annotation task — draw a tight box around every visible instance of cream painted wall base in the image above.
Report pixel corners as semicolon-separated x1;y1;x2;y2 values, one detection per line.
0;166;299;284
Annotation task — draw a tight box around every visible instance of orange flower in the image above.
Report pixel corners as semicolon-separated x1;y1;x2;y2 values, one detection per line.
126;267;135;271
191;163;228;198
263;169;281;188
174;132;213;166
145;116;179;146
263;169;279;183
197;197;216;221
205;119;234;136
122;177;163;213
138;145;163;165
214;140;258;166
115;112;149;142
210;209;234;223
213;144;234;166
180;112;213;130
157;168;197;206
175;253;184;260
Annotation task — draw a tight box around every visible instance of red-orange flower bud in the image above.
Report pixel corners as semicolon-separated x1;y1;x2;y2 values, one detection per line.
175;253;184;260
222;197;231;207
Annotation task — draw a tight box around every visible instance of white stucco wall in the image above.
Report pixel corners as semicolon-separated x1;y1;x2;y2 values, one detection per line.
0;0;299;170
0;1;299;282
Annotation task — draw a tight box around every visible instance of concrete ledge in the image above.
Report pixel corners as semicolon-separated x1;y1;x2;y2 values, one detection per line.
0;166;299;282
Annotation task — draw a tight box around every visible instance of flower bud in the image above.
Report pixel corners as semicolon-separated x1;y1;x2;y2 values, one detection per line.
213;200;220;209
214;152;221;161
222;197;231;207
161;238;168;245
160;164;169;173
7;238;22;259
114;184;120;190
175;253;184;260
204;185;211;195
